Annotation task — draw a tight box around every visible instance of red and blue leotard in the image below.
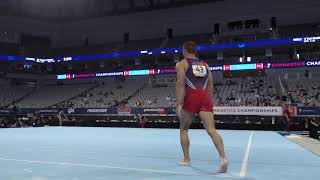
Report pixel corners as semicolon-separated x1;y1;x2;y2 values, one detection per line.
182;58;213;113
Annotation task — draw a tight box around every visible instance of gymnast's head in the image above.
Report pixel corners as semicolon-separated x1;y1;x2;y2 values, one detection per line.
183;41;198;58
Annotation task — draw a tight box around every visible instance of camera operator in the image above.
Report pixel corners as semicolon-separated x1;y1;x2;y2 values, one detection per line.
305;118;319;140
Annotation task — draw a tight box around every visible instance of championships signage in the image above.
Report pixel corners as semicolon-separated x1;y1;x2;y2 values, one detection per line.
57;60;320;80
213;106;283;116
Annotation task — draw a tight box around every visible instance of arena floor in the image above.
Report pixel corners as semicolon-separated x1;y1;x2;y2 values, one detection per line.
0;127;319;180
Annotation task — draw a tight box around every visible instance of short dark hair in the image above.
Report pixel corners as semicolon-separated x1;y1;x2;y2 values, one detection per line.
183;41;197;54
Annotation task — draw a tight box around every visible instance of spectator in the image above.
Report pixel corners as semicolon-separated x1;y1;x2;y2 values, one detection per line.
0;117;8;128
283;104;291;132
32;116;45;127
135;101;140;107
305;69;309;78
113;99;119;105
281;94;287;102
233;116;240;123
153;97;158;104
305;118;319;140
139;115;147;128
245;117;251;124
57;111;68;126
140;101;145;107
271;117;276;125
47;116;53;125
11;117;24;128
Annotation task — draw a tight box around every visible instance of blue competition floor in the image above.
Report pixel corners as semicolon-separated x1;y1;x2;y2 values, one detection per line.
0;127;319;180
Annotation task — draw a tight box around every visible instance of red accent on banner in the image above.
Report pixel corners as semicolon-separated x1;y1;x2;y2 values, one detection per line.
149;69;155;75
224;65;231;71
157;108;165;114
124;71;129;76
117;107;131;115
256;63;263;70
283;106;297;117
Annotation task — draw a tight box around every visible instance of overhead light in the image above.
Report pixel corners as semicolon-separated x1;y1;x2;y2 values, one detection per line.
141;50;148;54
148;52;153;55
175;50;179;53
161;51;166;54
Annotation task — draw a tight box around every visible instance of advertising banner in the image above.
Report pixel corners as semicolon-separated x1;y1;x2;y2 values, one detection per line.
297;107;320;116
213;106;283;116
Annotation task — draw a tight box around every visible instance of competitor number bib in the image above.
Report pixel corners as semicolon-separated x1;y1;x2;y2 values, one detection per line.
192;65;207;77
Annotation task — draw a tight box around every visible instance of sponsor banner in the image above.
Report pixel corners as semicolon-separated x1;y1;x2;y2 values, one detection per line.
143;108;165;114
96;72;123;77
297;107;320;116
264;62;305;69
157;68;176;74
16;108;62;114
36;109;60;113
303;36;320;43
168;108;176;114
306;60;320;66
209;66;224;71
117;107;131;115
67;108;75;114
0;109;12;114
86;108;108;114
213;106;283;116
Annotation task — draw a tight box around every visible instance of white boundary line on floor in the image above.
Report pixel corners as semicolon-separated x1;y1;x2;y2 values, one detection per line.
240;131;253;177
0;157;245;179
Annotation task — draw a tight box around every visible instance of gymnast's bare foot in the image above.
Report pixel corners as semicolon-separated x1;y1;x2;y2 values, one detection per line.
177;159;191;166
216;158;228;173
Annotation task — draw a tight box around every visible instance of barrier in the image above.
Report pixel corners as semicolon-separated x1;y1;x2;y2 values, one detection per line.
4;106;319;117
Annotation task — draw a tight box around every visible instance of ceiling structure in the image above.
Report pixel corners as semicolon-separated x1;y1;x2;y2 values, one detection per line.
0;0;319;48
0;0;221;21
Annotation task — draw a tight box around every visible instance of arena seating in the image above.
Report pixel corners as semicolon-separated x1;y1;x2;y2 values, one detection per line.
0;85;34;108
126;75;176;108
2;68;320;109
17;83;94;108
214;77;279;106
125;74;280;107
68;77;147;108
283;77;320;107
